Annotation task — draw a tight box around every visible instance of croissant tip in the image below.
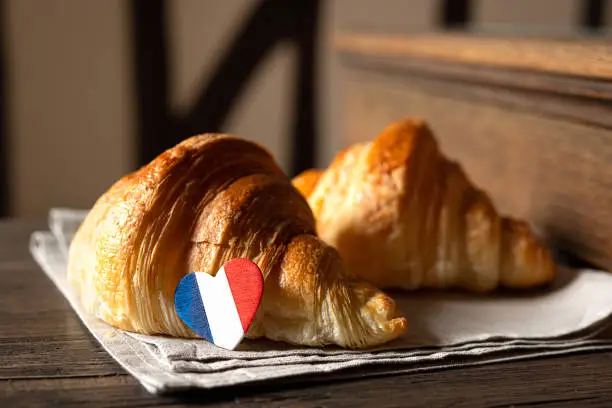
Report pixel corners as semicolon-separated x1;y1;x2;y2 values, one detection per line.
386;302;409;337
366;289;409;343
498;217;559;289
385;117;432;134
291;169;324;199
539;250;559;284
387;315;409;335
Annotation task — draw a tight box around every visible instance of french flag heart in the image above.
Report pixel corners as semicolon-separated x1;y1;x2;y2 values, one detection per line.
174;258;264;350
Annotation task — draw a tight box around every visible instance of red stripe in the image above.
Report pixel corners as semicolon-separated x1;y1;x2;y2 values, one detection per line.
224;258;264;333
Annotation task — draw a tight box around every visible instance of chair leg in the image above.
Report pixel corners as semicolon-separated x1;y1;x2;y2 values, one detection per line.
130;0;320;176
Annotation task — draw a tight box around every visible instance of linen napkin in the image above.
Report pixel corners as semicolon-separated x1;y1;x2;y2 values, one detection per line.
30;208;612;394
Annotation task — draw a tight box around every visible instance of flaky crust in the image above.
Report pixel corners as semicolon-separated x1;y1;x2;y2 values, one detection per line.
294;119;556;292
67;134;407;349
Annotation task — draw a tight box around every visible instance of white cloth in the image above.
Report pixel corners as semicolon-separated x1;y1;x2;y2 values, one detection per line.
29;208;612;394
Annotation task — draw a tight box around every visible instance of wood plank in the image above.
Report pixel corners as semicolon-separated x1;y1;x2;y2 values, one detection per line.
0;0;7;217
337;52;612;103
0;218;45;260
341;67;612;269
334;33;612;80
337;53;612;137
3;353;612;407
0;220;125;378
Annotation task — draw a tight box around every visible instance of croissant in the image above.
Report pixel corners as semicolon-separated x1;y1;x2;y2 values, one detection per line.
292;119;556;292
67;134;407;349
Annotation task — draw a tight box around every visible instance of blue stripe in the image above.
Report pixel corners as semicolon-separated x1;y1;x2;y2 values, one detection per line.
174;273;214;343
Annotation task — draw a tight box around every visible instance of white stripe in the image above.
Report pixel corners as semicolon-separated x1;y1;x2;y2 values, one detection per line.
195;266;244;350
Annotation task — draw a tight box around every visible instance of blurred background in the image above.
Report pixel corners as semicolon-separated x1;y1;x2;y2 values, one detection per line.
0;0;610;219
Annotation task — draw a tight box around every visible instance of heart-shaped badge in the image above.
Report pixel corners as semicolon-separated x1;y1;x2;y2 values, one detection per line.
174;258;264;350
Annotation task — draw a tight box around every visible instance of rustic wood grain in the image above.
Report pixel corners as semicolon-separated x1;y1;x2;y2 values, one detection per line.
2;217;612;407
337;58;612;271
338;52;612;132
334;33;612;81
337;52;612;106
0;220;124;380
3;352;612;407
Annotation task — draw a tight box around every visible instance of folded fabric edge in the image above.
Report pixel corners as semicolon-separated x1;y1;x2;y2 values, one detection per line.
29;231;178;394
27;208;612;395
152;343;612;395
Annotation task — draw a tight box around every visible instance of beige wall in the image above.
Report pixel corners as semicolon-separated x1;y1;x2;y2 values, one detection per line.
319;0;438;167
5;0;608;218
6;0;134;217
473;0;583;34
167;0;294;169
6;0;301;218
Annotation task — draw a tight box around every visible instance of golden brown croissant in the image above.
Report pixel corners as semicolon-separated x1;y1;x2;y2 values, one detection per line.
67;134;407;349
292;119;556;292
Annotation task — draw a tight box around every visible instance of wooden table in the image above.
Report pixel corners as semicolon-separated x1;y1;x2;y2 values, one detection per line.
3;219;612;407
